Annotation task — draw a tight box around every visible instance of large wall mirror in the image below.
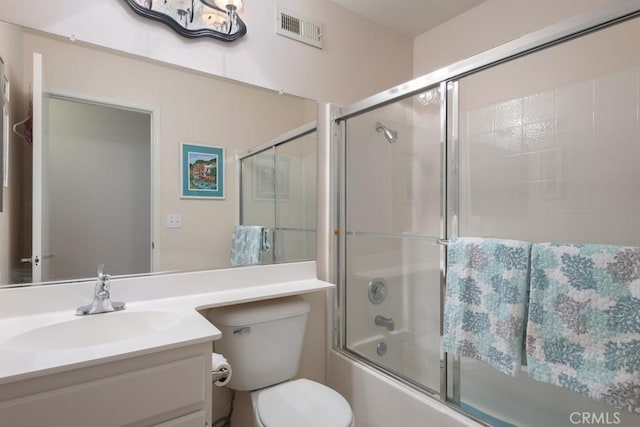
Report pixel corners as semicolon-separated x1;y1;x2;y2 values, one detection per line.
0;19;317;288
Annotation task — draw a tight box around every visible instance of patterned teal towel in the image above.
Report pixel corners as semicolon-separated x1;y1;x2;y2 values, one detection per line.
443;237;531;376
526;243;640;414
230;225;264;266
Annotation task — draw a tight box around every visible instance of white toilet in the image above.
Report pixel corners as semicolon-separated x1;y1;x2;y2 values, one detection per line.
208;295;354;427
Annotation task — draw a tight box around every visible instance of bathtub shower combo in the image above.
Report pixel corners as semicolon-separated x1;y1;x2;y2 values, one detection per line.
334;5;640;427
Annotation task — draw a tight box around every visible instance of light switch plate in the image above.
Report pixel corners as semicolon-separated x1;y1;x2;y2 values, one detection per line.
167;214;182;228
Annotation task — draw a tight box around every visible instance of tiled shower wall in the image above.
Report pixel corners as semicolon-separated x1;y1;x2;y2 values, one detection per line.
459;54;640;246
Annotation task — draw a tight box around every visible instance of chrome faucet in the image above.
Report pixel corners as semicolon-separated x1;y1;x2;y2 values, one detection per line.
374;315;395;331
76;264;126;316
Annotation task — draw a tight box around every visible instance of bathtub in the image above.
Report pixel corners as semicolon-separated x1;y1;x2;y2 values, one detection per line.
327;348;480;427
349;330;442;393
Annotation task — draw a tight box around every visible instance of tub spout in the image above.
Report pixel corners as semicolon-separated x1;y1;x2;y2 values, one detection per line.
375;315;395;331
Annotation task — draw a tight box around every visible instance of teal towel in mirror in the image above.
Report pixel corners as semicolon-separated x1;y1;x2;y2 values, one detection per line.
230;225;264;266
443;237;532;376
526;243;640;414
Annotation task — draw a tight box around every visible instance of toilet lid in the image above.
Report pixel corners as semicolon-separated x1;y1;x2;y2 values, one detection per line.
256;379;353;427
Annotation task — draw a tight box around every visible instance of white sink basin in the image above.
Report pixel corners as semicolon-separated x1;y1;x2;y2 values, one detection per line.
4;310;183;351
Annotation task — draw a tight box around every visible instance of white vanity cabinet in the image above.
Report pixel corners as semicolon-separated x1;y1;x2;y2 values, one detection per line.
0;342;212;427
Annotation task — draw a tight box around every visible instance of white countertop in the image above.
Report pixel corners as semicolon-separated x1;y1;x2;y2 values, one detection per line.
0;262;334;385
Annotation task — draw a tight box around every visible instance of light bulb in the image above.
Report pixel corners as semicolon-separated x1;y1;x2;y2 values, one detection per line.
213;0;244;13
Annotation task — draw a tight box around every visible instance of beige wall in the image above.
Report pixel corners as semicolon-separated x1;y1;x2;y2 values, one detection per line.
413;0;612;77
0;21;26;285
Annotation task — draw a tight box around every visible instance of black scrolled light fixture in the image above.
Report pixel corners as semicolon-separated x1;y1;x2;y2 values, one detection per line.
124;0;246;42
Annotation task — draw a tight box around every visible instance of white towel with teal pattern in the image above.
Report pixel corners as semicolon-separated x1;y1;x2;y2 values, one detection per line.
526;243;640;414
230;225;264;266
443;237;532;376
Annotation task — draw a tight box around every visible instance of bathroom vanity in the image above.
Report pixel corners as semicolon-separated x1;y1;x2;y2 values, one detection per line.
0;343;212;427
0;261;333;427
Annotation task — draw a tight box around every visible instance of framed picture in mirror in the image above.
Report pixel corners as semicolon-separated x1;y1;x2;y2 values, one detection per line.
181;143;225;199
253;153;290;201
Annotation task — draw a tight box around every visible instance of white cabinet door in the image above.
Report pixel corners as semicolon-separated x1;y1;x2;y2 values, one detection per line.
153;410;207;427
0;350;210;427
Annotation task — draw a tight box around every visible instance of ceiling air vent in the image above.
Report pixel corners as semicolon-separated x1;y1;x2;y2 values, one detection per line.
275;7;323;49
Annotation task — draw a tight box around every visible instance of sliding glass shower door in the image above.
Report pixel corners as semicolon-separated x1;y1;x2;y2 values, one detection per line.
340;88;445;393
451;15;640;427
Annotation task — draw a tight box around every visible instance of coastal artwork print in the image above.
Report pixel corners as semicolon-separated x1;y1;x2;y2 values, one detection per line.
181;143;224;199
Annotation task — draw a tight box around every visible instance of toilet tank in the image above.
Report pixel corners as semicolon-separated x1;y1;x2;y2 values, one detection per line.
207;295;310;391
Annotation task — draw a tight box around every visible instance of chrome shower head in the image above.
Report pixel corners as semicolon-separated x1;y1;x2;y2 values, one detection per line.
374;121;398;144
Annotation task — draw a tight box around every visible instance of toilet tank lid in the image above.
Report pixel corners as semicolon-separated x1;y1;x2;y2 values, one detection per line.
207;295;310;326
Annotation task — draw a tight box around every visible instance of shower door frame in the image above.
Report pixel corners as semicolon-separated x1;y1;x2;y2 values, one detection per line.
332;0;640;421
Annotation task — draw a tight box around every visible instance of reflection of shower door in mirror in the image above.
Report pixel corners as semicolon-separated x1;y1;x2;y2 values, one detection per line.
240;148;276;265
29;53;152;283
239;123;317;266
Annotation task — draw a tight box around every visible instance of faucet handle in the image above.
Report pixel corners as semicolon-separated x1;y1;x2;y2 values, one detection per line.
95;264;111;298
76;264;125;315
97;264;110;282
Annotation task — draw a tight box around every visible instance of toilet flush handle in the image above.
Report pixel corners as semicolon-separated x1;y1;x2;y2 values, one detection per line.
233;327;251;335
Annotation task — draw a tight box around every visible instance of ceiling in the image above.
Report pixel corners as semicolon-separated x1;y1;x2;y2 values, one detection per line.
331;0;487;38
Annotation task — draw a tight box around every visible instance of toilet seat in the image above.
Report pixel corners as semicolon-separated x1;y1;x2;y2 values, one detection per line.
254;379;353;427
